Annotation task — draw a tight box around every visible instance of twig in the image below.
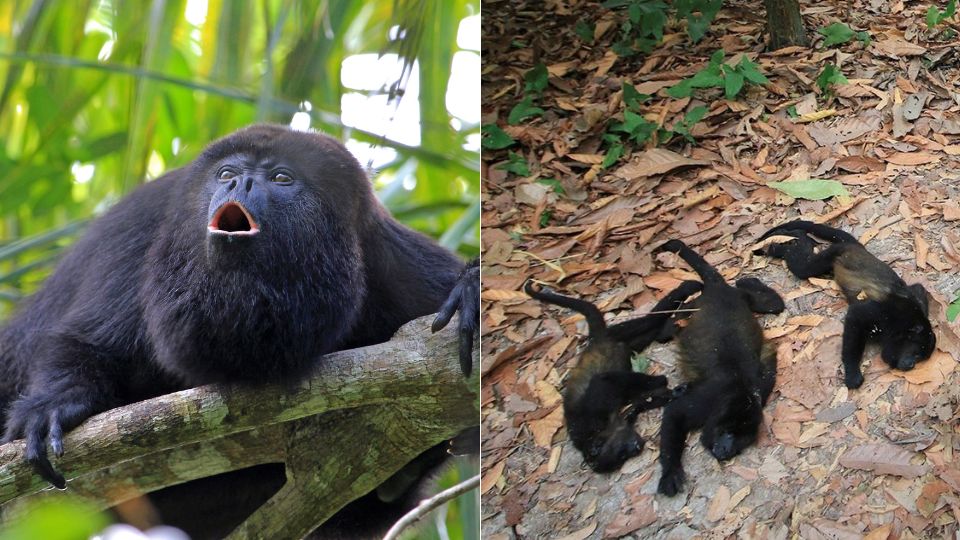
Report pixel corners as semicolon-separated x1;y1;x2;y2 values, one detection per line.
381;474;481;540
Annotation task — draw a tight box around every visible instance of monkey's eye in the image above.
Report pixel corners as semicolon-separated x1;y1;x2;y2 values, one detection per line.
218;169;237;182
271;172;293;185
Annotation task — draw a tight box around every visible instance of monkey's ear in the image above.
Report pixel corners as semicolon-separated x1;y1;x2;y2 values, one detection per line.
906;283;930;316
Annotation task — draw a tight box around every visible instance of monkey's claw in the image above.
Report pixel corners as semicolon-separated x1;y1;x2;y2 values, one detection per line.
432;258;479;377
657;466;686;496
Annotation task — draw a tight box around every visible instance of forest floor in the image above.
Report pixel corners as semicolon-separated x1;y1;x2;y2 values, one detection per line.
479;0;960;538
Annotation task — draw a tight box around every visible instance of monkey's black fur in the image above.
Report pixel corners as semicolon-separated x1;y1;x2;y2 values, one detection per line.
654;240;782;496
756;220;935;389
524;279;702;473
0;125;479;539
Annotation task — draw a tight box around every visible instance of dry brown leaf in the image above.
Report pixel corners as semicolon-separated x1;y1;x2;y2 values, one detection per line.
884;152;940;165
482;289;530;302
707;485;731;522
916;480;950;517
603;495;656;538
557;522;597;540
873;37;927;57
839;443;927;477
942;201;960;221
529;406;564;447
863;524;893;540
481;460;505;494
806;110;882;147
915;233;929;269
566;153;604;164
613;148;708;180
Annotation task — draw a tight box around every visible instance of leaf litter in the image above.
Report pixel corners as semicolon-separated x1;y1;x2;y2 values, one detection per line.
480;0;960;538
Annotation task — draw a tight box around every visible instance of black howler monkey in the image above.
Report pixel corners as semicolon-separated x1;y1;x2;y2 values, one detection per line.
654;240;783;496
755;219;935;389
0;124;479;539
524;279;702;473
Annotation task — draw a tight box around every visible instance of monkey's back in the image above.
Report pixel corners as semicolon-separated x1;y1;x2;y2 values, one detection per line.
833;244;904;303
677;286;764;382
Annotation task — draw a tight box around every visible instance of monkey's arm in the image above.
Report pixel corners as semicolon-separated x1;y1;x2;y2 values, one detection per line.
840;301;883;389
432;257;479;377
2;335;120;489
735;277;785;314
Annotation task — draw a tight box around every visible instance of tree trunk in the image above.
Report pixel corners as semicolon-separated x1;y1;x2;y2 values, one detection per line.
764;0;808;50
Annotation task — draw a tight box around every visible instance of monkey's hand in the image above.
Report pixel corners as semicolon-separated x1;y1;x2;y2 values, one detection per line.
432;257;479;377
657;465;686;496
2;391;98;489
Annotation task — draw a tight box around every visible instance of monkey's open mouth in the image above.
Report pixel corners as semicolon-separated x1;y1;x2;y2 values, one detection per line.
209;202;260;236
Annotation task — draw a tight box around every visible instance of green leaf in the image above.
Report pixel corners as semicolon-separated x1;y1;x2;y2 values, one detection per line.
524;63;549;94
816;64;849;93
855;31;871;45
539;209;553;227
508;95;545;125
630;352;650;373
710;49;725;65
736;57;769;84
672;105;707;143
768;179;850;200
947;0;957;18
497;151;530;176
819;22;855;47
786;105;799;118
667;79;694;98
927;5;941;28
575;20;595;42
602;143;624;168
623;82;650;110
537;178;565;194
481;124;516;150
724;70;744;99
947;297;960;322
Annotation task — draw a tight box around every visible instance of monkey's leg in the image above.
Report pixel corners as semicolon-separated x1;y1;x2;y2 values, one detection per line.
840;302;882;389
657;393;697;496
735;277;785;314
759;232;842;279
758;343;778;404
607;280;702;351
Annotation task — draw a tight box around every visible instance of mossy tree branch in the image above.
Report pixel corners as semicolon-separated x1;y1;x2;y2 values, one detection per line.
0;315;479;538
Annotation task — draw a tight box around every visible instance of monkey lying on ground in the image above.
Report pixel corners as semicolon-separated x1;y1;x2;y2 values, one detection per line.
0;125;479;539
525;279;702;473
654;240;784;496
755;219;935;389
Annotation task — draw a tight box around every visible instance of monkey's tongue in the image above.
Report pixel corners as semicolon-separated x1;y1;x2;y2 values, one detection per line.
209;202;259;236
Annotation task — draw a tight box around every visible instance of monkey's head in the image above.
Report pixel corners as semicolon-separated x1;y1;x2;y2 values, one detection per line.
701;384;763;462
881;284;936;371
194;124;373;268
566;404;646;474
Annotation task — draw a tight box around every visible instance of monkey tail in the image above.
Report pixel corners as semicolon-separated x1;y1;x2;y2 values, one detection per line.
655;239;725;284
524;280;607;338
758;220;859;245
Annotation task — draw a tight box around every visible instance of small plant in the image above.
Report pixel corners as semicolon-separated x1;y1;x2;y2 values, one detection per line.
481;124;516;150
536;178;566;194
927;0;957;28
818;22;870;47
603;0;720;55
508;63;549;125
816;63;849;94
575;20;595;43
671;106;708;143
497;151;530;176
667;50;768;100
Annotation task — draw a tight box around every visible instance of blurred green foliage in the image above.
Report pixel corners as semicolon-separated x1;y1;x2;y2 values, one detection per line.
0;0;479;538
0;0;480;314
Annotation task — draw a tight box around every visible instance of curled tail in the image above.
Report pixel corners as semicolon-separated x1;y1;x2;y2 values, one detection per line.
656;239;724;284
758;220;858;245
524;281;607;339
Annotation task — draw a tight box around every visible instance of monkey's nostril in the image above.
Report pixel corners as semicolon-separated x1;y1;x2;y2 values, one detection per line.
228;179;237;190
245;177;253;192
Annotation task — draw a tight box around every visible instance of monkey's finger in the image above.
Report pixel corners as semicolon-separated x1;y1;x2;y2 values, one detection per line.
432;281;464;332
24;415;65;489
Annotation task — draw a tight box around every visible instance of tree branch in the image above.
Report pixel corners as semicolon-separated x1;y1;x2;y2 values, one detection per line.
0;315;479;538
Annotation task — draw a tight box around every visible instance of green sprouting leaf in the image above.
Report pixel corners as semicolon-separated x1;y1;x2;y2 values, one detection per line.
611;110;657;144
539;209;553;227
672;105;707;142
497;151;530;176
947;297;960;322
667;79;694;98
724;70;744;99
855;31;871;45
946;0;957;18
736;57;769;84
623;82;650;110
767;179;850;200
524;63;549;94
786;105;799;118
602;142;624;168
575;20;595;42
710;49;725;65
819;22;855;47
537;177;566;194
928;5;941;28
816;64;849;93
630;352;650;373
508;95;545;125
481;124;515;150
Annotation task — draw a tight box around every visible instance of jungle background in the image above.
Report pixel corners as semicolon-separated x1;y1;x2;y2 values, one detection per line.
481;0;960;538
0;1;480;539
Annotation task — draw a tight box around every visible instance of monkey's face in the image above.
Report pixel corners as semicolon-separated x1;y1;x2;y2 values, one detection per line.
565;402;644;473
883;321;936;371
702;394;762;462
